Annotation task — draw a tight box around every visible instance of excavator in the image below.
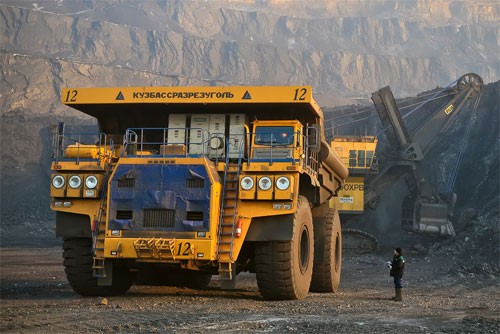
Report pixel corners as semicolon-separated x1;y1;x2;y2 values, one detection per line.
329;73;484;253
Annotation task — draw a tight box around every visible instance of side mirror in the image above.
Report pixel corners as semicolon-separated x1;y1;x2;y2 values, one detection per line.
307;124;321;153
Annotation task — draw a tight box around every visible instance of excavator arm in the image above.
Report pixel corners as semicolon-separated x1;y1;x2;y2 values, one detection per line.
368;73;483;236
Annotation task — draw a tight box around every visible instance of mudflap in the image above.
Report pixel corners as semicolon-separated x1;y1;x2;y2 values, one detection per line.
220;264;237;290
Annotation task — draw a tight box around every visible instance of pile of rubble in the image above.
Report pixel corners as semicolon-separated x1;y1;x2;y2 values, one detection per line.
412;209;500;279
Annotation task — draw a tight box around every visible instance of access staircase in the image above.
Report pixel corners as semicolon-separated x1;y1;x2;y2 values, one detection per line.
92;162;113;278
216;141;243;281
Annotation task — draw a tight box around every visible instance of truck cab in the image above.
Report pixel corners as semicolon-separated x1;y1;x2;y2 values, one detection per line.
251;120;303;162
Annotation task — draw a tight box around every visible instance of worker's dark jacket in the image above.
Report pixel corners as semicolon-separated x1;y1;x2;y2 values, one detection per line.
390;255;405;278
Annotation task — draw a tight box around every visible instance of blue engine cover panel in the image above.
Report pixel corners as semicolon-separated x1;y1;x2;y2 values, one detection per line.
108;163;210;231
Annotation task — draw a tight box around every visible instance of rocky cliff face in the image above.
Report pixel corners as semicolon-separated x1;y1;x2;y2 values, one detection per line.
1;0;498;115
0;0;498;245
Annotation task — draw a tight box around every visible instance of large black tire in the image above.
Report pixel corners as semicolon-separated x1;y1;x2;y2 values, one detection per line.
255;196;314;300
63;238;134;296
310;207;342;292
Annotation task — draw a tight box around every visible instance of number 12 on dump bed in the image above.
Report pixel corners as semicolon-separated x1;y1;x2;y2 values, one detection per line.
64;90;78;102
294;88;307;101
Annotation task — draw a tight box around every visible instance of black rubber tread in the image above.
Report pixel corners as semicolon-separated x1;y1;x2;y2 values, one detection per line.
342;228;379;254
63;238;134;296
255;196;314;300
310;208;342;292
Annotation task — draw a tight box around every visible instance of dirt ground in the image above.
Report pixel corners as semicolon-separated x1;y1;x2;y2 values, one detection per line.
1;246;499;334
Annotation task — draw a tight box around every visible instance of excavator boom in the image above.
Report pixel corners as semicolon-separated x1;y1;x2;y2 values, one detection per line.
332;73;483;250
369;73;483;236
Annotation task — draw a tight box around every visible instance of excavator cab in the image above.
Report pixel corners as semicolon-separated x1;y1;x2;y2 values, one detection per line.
331;136;378;171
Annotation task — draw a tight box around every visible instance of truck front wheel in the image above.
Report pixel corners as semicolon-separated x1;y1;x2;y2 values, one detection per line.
255;196;314;300
63;238;134;296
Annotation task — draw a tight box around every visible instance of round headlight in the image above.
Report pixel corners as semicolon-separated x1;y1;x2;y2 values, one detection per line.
240;176;254;190
276;176;290;190
258;176;272;191
52;175;65;189
85;175;98;189
68;175;82;189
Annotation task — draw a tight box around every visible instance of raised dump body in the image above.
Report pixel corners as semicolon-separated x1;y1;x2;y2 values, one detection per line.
51;85;348;300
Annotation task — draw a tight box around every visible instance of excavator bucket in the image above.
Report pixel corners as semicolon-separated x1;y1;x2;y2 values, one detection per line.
402;195;456;237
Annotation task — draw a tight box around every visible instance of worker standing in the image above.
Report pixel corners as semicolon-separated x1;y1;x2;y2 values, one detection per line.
389;247;405;301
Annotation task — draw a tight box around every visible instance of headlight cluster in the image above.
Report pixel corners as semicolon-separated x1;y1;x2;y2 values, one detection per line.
58;175;98;189
239;175;293;201
51;173;101;198
240;176;291;191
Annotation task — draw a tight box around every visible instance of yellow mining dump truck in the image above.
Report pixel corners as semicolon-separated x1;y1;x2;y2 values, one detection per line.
50;85;348;300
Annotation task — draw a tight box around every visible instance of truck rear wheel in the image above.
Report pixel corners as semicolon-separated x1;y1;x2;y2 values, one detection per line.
255;196;314;300
310;208;342;292
63;238;134;296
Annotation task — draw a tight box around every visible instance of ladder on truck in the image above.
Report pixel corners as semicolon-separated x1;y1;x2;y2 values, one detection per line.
216;139;244;285
92;161;114;279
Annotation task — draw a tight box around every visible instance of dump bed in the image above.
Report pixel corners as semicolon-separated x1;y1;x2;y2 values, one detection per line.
62;86;324;134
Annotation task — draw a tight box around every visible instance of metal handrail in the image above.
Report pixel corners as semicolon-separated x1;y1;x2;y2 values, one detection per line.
120;127;319;173
51;131;107;165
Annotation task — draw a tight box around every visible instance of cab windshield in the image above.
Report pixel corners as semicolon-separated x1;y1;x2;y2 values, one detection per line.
254;126;295;146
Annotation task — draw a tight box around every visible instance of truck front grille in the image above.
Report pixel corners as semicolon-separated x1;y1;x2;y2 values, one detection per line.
118;179;135;188
116;210;133;219
186;179;204;188
186;211;203;220
252;148;293;159
143;209;175;228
